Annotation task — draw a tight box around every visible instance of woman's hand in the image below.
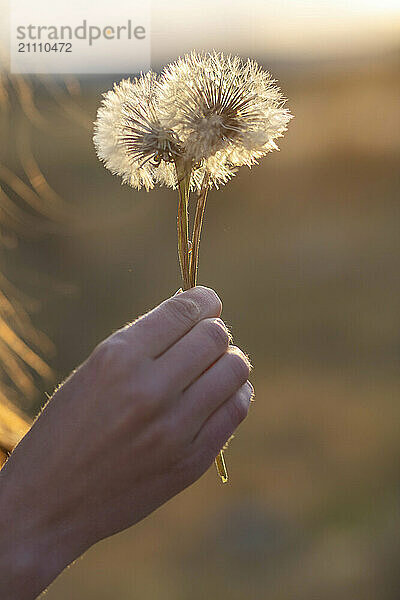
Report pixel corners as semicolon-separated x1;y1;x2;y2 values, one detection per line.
0;286;253;599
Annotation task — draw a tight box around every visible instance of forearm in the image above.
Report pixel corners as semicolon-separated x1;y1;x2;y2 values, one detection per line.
0;423;88;599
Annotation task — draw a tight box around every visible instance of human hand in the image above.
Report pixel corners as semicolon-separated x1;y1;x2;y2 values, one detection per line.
0;286;253;598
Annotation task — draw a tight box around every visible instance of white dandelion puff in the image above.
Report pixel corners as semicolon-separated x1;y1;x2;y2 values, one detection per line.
93;72;183;191
159;51;293;181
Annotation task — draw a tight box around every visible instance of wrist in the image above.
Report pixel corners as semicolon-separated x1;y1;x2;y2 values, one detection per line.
0;437;89;598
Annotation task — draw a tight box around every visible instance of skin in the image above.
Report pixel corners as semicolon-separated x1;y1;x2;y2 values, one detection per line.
0;286;253;599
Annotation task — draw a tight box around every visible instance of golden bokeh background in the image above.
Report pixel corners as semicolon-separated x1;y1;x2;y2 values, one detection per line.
0;2;399;598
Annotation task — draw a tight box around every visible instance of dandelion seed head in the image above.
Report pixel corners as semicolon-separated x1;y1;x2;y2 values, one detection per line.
93;72;182;190
159;51;293;182
94;52;293;191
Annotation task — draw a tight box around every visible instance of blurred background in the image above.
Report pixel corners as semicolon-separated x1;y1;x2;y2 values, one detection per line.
0;1;400;598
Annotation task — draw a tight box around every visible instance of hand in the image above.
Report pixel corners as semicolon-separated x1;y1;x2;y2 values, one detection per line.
0;286;253;599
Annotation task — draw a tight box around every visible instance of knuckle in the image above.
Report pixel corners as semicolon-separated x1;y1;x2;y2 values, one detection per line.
195;286;222;315
201;318;230;350
228;389;250;426
227;348;251;382
166;295;200;326
91;337;125;368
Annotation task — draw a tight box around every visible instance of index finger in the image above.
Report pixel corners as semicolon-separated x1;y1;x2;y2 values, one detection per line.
125;286;222;358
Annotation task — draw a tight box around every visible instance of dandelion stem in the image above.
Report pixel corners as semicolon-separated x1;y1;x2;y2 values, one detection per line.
175;164;229;484
175;159;191;290
189;171;228;485
189;171;209;288
215;451;228;484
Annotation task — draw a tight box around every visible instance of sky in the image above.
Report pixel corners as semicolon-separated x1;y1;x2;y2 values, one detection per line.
1;0;400;71
151;0;400;62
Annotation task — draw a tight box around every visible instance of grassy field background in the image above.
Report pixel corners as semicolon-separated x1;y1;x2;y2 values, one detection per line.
1;49;399;598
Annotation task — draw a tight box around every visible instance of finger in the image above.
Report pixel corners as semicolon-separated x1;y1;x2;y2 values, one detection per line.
123;286;222;358
156;317;230;392
176;347;251;439
190;381;253;465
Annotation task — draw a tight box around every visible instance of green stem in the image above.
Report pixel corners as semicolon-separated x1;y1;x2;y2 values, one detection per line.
215;451;228;484
189;171;209;288
175;159;192;291
189;171;228;485
175;164;228;484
